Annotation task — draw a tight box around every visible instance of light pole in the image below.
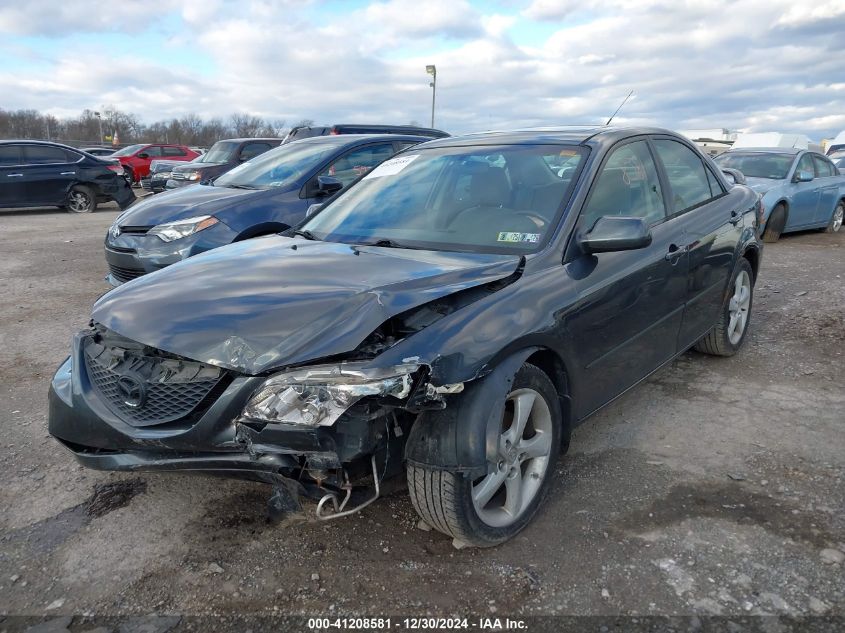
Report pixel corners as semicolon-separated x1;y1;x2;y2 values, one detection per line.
426;65;436;128
94;111;103;145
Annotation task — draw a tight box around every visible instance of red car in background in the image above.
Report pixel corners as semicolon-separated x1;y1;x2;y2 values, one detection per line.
110;144;199;184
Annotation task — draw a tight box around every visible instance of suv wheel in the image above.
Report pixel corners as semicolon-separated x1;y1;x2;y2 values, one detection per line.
407;363;561;548
66;185;97;213
694;258;753;356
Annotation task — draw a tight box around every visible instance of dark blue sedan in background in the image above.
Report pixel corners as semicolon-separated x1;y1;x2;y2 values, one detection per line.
104;134;430;284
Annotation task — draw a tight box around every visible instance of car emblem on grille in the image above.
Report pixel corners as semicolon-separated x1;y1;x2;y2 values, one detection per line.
116;375;146;408
110;224;121;239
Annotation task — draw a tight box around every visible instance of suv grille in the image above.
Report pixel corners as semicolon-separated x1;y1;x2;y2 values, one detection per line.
83;337;226;427
108;264;145;283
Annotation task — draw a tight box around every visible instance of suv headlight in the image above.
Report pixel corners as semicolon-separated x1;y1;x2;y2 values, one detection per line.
148;215;219;242
241;362;420;427
184;171;201;181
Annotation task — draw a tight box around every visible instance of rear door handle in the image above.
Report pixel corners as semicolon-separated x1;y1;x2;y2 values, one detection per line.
6;173;23;177
665;244;688;262
60;171;76;175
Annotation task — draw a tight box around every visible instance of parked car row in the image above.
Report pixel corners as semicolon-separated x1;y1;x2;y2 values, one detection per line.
0;140;135;212
47;125;773;547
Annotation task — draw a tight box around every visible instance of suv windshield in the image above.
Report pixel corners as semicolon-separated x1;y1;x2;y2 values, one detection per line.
714;152;795;179
112;144;145;157
198;141;237;164
214;141;337;190
303;144;586;254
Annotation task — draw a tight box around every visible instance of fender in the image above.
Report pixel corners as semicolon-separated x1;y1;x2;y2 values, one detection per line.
404;348;537;478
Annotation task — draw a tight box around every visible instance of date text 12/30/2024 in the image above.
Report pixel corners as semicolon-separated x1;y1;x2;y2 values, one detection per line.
308;617;528;630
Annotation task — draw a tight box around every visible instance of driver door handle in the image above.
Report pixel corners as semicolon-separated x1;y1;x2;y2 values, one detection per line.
6;173;23;177
665;244;688;262
729;210;742;225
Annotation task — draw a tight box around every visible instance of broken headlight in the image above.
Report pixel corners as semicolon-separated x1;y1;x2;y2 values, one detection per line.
241;362;419;427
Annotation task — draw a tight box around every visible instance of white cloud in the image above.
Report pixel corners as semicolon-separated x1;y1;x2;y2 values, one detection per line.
1;0;844;138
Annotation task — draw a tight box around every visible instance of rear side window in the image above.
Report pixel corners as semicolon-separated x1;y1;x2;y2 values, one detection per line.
0;145;23;166
652;140;712;213
581;140;666;229
812;155;836;177
162;147;185;157
24;145;71;164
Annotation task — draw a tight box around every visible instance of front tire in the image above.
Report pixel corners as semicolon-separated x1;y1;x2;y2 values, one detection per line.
825;201;844;233
694;258;753;356
66;185;97;213
407;363;561;547
124;167;135;186
762;203;786;243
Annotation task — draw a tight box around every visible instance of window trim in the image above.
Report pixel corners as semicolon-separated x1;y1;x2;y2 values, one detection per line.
648;135;724;219
17;143;83;167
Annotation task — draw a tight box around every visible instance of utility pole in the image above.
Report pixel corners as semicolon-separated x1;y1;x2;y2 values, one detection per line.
426;65;437;128
94;111;104;144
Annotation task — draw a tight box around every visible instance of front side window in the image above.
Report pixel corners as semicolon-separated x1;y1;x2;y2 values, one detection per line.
580;140;666;230
319;143;396;187
239;142;272;162
142;146;163;157
652;139;712;213
0;145;23;166
303;144;586;253
24;145;70;164
795;153;814;176
812;155;835;177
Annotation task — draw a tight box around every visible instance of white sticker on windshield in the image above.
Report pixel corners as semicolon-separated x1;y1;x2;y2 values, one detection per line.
364;154;420;179
497;232;540;243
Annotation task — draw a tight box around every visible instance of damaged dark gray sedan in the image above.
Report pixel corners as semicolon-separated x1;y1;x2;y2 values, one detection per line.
49;127;763;547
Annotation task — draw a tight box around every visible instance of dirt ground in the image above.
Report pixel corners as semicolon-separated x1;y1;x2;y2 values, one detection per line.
0;203;843;628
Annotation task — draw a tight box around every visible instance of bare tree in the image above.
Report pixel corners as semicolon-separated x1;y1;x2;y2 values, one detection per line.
230;113;265;137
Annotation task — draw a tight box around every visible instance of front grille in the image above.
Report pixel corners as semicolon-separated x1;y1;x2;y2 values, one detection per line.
108;263;145;283
83;338;226;427
170;172;187;180
120;225;152;234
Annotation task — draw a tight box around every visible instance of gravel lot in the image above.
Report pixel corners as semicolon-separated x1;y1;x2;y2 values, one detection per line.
0;203;843;627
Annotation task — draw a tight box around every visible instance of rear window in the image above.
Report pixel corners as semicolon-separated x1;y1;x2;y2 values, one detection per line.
24;145;72;164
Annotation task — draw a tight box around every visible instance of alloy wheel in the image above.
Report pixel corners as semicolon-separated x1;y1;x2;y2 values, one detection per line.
472;388;554;528
727;270;751;345
68;190;91;212
833;205;843;232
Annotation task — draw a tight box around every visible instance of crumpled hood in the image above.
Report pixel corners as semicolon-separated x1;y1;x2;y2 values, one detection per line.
92;237;521;375
115;184;281;226
744;177;783;196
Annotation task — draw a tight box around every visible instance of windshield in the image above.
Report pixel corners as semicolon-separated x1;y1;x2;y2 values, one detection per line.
198;141;237;164
214;141;336;189
714;152;795;179
111;144;145;157
302;144;586;254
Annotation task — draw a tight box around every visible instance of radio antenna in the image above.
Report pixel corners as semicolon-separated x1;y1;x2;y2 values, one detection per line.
606;90;634;126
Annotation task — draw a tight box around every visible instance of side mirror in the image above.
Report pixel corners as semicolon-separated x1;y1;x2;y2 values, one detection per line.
721;168;745;186
579;216;652;254
794;170;814;183
137;152;149;159
314;175;343;196
306;203;324;219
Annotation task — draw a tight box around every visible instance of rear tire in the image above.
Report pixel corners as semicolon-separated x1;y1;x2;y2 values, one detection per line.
66;185;97;213
762;204;786;243
124;167;135;186
407;363;561;547
694;258;753;357
825;201;844;233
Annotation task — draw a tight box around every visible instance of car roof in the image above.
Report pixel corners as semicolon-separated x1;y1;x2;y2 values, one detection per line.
416;126;689;149
0;139;79;149
286;133;437;146
214;138;281;143
722;147;803;155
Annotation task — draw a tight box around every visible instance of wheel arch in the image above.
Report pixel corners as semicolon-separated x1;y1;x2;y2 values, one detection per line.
741;245;761;284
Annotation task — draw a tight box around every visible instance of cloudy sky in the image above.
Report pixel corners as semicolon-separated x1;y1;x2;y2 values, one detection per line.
1;0;844;138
